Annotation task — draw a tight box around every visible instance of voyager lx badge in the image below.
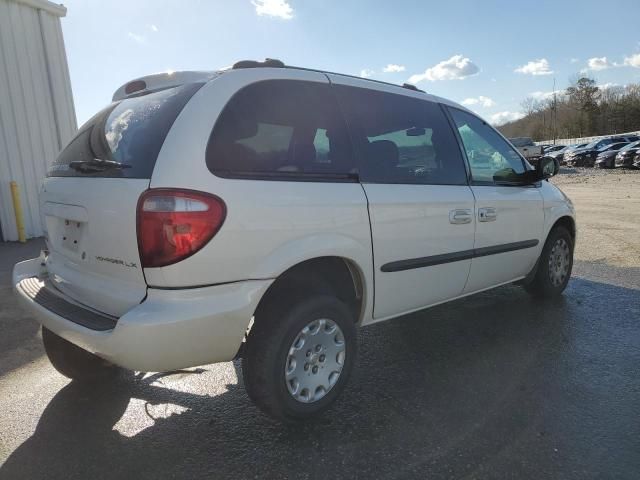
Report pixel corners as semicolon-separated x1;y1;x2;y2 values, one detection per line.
95;256;138;268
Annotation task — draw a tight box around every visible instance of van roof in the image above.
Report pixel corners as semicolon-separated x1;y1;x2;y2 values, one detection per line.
111;60;467;114
113;59;427;101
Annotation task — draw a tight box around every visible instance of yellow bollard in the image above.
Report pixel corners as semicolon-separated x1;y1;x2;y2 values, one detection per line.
10;181;26;243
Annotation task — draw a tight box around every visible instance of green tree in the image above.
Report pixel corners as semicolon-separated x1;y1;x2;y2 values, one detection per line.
566;77;600;135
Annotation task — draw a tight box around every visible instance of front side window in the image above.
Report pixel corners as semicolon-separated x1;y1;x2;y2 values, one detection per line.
448;108;525;183
206;80;355;179
334;86;467;185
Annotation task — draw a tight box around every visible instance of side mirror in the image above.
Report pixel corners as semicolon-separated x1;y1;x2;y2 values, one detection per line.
537;156;557;179
493;165;546;185
406;127;426;137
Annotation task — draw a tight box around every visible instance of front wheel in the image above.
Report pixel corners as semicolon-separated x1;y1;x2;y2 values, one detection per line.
525;226;574;297
242;295;357;421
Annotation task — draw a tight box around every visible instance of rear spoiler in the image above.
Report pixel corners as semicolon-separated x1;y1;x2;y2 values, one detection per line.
112;70;221;101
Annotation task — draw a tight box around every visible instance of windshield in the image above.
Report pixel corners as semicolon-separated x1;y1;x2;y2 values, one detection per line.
620;140;640;151
598;144;618;151
48;83;202;178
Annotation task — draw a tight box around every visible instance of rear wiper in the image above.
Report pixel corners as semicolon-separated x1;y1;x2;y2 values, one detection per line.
68;159;132;172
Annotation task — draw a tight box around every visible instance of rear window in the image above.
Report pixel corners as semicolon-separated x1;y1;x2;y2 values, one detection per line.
48;83;202;178
206;80;356;180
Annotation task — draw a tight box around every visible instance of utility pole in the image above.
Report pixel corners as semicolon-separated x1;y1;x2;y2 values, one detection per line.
552;77;557;144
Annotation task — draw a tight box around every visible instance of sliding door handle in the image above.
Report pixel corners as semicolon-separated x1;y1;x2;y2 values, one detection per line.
478;207;497;222
449;209;472;224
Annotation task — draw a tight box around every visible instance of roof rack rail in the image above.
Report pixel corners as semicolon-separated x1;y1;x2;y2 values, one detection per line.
232;58;285;69
402;83;424;93
229;59;427;94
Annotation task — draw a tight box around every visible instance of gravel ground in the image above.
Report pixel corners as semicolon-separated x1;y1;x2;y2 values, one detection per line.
0;168;638;479
552;167;640;268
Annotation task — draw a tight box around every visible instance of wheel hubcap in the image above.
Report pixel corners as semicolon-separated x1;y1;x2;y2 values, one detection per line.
285;318;346;403
548;238;570;287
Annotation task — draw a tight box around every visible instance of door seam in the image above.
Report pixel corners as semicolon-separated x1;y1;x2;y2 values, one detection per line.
462;185;477;293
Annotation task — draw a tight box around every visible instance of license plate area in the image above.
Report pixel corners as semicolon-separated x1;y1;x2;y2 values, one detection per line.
60;219;85;253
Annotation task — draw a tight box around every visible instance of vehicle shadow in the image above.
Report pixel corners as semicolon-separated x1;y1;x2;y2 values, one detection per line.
1;275;639;479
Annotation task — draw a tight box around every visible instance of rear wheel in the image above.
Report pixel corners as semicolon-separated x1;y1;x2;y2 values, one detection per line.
42;327;120;381
242;295;357;421
525;226;573;297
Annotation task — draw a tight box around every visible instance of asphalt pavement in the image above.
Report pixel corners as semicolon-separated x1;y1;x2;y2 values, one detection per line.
0;239;638;479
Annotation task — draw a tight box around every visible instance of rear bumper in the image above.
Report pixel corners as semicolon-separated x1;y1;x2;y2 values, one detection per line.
13;256;272;371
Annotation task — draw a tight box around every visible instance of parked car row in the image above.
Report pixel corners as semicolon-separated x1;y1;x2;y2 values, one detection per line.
508;137;544;164
540;135;640;169
543;143;587;164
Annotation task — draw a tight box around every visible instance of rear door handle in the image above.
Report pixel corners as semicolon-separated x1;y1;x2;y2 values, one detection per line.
449;209;472;224
478;207;497;222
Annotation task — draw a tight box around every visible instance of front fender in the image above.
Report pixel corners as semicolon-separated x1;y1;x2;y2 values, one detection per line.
540;181;576;240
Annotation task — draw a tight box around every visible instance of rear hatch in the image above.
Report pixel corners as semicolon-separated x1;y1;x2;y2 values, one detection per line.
43;83;202;317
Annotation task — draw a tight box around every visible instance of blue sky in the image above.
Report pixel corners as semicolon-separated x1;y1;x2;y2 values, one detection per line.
62;0;640;126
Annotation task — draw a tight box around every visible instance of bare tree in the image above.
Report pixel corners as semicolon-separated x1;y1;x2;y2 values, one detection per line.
498;76;640;141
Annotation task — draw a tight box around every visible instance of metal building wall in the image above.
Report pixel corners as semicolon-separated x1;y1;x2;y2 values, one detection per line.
0;0;76;241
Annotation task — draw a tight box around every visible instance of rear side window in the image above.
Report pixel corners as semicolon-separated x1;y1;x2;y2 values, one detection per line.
48;83;202;178
333;85;468;186
206;80;355;180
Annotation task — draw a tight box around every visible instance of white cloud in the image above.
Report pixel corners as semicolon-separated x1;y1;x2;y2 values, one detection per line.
624;53;640;68
408;55;480;83
127;32;146;44
586;57;611;71
252;0;293;19
360;69;374;78
149;24;158;32
529;91;554;100
529;90;567;101
105;109;134;151
599;82;621;90
570;58;579;64
461;96;495;107
490;111;524;125
514;58;553;76
383;64;405;73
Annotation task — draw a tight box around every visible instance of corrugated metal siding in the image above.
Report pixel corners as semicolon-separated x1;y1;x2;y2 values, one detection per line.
0;0;76;241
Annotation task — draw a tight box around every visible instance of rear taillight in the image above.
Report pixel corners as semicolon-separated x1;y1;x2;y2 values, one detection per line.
137;189;226;268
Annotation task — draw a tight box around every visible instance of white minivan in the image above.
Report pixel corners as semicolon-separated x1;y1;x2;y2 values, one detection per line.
13;59;575;421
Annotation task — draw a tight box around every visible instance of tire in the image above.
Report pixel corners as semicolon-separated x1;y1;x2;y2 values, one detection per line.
242;294;357;421
42;327;120;381
525;226;573;298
